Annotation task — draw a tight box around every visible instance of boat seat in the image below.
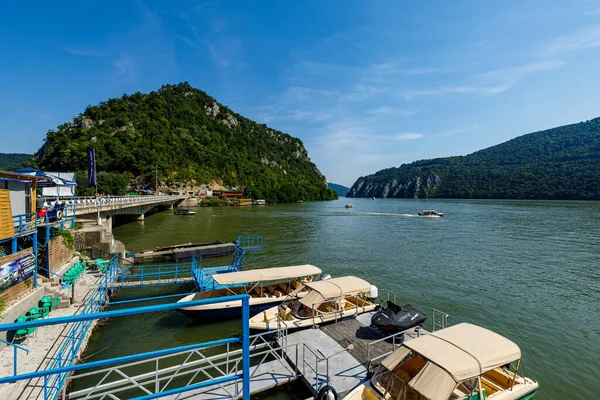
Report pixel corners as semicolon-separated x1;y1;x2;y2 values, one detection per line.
277;283;289;294
290;280;302;290
278;306;292;320
273;289;284;297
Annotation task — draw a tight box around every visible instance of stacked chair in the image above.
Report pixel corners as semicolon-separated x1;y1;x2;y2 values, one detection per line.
12;295;61;341
94;258;110;273
61;262;87;286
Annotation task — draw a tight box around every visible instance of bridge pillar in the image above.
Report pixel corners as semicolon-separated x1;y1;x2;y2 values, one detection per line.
137;213;145;221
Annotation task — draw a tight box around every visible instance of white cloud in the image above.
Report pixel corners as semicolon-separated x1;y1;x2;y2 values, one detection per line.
62;46;108;57
366;106;420;116
401;84;509;99
545;25;600;54
390;132;423;140
114;52;137;82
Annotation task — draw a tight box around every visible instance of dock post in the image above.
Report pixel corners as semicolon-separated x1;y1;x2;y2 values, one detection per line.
242;296;250;399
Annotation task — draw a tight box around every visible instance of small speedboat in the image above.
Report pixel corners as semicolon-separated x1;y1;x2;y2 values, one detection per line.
418;209;443;217
174;208;196;215
372;197;376;200
249;276;378;331
370;301;426;333
343;323;539;400
345;204;354;208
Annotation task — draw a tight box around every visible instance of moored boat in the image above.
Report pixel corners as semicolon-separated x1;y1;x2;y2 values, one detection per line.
418;209;444;217
344;322;538;400
177;264;323;319
174;208;196;215
249;276;378;331
345;204;354;208
134;240;236;263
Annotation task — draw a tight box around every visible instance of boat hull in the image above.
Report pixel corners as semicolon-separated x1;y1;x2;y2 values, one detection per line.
250;304;377;331
178;301;279;320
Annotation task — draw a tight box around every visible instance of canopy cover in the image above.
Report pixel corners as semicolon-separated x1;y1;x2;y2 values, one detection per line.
300;276;371;307
380;323;521;400
212;265;322;285
12;168;76;189
404;323;521;381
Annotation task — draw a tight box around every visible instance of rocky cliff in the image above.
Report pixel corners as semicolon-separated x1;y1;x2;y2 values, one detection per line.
348;117;600;200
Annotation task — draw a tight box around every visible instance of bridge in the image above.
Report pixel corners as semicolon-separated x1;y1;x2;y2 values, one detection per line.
43;195;188;221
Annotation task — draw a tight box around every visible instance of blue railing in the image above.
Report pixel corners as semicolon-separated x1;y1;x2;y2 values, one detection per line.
12;212;37;235
0;338;29;376
0;295;251;400
120;262;194;287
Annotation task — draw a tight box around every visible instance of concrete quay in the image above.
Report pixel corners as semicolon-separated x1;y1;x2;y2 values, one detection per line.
0;269;104;400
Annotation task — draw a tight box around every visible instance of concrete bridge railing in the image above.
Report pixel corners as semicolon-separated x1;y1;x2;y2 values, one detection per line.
43;195;188;219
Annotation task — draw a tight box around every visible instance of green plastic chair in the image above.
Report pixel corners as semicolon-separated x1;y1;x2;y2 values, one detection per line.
40;296;61;310
14;316;29;339
28;306;49;319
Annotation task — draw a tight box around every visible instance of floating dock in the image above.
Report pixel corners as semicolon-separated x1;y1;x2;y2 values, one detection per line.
278;311;429;397
134;242;236;263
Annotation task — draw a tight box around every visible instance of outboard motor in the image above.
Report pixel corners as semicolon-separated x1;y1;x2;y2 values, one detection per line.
369;285;378;299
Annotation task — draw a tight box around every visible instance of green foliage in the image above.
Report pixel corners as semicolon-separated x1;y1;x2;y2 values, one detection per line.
200;197;230;207
350;117;600;200
34;82;335;202
328;183;349;197
60;229;75;250
0;153;32;169
0;297;6;317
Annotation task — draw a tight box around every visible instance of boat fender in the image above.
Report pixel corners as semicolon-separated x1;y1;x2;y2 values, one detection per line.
370;285;378;299
317;385;337;400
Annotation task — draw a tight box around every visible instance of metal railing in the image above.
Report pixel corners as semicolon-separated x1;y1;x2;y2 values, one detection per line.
12;212;37;235
366;327;425;365
117;263;194;288
308;294;364;329
0;339;29;376
68;195;183;209
431;308;449;331
0;293;252;400
301;343;330;392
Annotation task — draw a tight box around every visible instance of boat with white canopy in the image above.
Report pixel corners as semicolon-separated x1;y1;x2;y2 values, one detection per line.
249;276;378;331
177;265;322;319
344;322;538;400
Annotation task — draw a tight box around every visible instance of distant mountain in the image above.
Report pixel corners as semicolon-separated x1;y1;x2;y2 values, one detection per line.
0;153;31;170
328;183;350;196
33;82;337;202
348;117;600;200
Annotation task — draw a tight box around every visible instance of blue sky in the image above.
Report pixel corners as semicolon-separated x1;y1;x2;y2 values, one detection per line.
2;1;600;186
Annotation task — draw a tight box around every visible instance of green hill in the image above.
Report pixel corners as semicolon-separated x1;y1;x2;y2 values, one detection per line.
348;117;600;200
0;153;31;169
328;183;350;196
33;83;337;202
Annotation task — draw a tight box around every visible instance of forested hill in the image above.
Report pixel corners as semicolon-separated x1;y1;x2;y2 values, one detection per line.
0;153;31;169
33;83;337;202
348;117;600;200
328;183;350;196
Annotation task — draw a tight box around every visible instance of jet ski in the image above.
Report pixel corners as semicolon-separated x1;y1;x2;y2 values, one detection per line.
371;302;427;333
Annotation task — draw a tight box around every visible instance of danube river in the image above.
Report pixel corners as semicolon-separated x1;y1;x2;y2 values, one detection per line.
84;198;598;399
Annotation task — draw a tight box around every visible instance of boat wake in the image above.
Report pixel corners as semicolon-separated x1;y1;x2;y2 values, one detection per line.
350;212;418;217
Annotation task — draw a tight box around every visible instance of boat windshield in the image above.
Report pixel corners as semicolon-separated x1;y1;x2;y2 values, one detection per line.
370;354;428;400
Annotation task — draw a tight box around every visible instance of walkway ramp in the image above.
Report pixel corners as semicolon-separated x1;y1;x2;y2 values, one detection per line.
163;360;296;399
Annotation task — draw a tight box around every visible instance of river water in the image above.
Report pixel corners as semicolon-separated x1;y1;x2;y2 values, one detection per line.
83;198;599;399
